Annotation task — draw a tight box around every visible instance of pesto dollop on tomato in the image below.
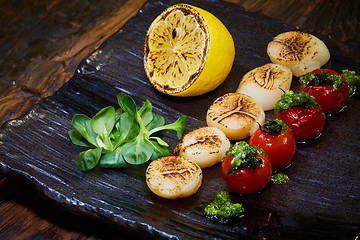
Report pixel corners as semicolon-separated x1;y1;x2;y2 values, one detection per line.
260;119;288;135
204;191;244;222
342;69;360;96
225;141;265;173
274;90;319;112
300;71;343;90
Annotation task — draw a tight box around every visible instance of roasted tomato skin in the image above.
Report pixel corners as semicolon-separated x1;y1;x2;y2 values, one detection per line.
275;106;325;141
221;155;272;194
249;128;296;169
300;69;349;113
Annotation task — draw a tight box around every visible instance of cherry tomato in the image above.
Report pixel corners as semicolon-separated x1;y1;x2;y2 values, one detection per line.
249;123;296;169
221;155;272;194
275;106;325;141
300;69;349;113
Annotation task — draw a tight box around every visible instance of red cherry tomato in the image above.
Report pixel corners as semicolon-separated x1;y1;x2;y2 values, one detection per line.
249;126;296;169
275;106;325;141
300;69;349;113
221;155;272;194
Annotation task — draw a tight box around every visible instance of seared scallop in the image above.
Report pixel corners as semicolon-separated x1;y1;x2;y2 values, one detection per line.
267;31;330;77
146;156;202;199
236;63;292;111
206;93;265;140
174;127;230;168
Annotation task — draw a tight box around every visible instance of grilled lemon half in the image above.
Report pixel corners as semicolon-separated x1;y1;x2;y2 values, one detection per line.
144;4;235;97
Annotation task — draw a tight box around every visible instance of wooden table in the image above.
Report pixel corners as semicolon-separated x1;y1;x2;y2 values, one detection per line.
0;0;359;238
0;1;146;238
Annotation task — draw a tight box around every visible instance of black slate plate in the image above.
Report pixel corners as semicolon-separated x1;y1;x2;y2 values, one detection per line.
0;0;359;239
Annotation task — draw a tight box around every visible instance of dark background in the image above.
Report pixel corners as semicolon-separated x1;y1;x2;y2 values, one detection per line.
0;0;359;239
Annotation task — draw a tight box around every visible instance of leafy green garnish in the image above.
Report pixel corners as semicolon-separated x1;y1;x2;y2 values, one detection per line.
270;173;289;184
225;141;264;174
341;69;360;96
274;90;319;112
76;148;102;172
204;191;244;222
299;72;343;90
69;92;187;171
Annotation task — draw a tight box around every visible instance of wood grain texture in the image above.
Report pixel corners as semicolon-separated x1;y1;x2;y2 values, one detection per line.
0;177;133;240
0;0;147;127
1;0;359;128
0;0;359;239
225;0;360;61
0;1;147;238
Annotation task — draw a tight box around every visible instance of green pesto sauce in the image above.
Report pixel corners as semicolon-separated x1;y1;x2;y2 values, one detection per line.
299;72;343;90
204;191;244;222
261;119;288;135
342;69;360;96
208;136;215;143
225;141;264;173
274;90;319;112
270;173;289;184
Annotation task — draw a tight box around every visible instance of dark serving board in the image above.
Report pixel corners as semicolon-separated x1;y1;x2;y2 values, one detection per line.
0;0;359;239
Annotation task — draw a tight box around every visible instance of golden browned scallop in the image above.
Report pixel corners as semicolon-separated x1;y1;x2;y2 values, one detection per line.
206;93;265;140
146;156;202;199
236;63;292;111
267;31;330;77
174;127;230;168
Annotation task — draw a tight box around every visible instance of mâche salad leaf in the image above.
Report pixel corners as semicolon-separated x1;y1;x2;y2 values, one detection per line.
69;93;187;171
